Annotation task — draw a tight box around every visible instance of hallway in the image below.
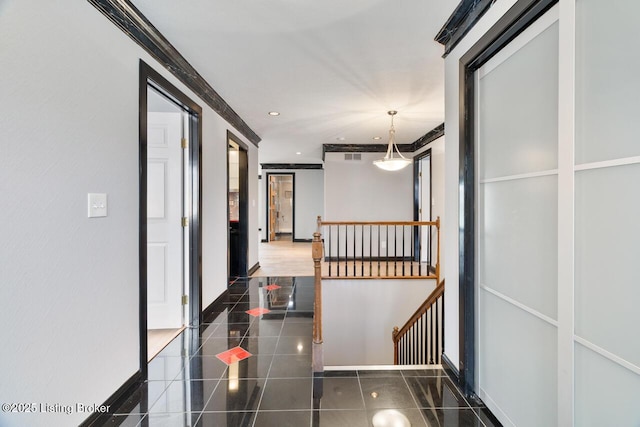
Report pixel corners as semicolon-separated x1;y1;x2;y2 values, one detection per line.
103;276;499;426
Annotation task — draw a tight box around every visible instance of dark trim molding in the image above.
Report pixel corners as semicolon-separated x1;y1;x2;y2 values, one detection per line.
435;0;495;58
202;290;230;323
248;262;260;276
88;0;260;146
456;0;558;397
322;143;412;161
413;149;432;263
139;61;203;379
441;353;460;383
412;123;445;152
261;238;268;243
80;372;143;426
261;163;323;170
265;172;297;242
293;238;313;243
228;131;250;278
322;124;444;160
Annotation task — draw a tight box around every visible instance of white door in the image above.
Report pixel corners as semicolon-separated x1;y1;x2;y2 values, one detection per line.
147;111;184;329
419;155;431;263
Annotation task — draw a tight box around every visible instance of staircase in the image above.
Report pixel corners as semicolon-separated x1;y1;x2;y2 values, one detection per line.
310;217;444;371
392;280;444;365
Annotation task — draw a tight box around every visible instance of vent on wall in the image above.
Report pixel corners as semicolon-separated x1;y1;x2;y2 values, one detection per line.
344;153;362;161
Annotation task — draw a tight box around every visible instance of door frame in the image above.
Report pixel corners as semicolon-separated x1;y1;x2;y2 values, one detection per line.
139;60;203;377
457;0;558;396
413;149;432;263
227;130;249;278
265;172;296;242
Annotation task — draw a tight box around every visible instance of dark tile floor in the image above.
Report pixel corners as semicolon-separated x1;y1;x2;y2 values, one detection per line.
102;276;500;427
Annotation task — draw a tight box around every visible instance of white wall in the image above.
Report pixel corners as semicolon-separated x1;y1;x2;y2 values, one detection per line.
323;279;436;366
0;1;257;425
258;168;324;241
324;152;413;221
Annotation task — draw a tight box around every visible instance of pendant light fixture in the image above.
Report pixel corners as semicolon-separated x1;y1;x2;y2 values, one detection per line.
373;110;411;171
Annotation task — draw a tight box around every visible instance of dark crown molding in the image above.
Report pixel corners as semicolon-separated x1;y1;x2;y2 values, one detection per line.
435;0;495;58
261;163;323;170
412;123;445;152
322;123;444;160
88;0;261;146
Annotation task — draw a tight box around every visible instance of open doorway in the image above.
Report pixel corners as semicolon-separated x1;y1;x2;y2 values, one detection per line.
228;132;248;278
266;173;295;242
139;62;202;372
414;150;432;266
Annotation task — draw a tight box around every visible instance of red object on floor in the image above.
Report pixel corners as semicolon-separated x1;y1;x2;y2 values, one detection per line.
264;284;281;291
245;307;271;317
216;346;252;365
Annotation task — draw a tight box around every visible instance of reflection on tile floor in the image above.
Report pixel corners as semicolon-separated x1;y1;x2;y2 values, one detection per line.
101;276;501;426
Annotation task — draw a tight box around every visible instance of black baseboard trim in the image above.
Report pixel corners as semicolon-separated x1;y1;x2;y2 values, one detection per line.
474;401;504;426
441;353;503;426
248;262;260;276
80;371;143;426
202;290;229;323
293;238;313;243
261;239;268;243
441;353;460;383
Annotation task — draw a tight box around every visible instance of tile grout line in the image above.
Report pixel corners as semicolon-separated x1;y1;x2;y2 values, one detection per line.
249;279;289;427
401;370;430;426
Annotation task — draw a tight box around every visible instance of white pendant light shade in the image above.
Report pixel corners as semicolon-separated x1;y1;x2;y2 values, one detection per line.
373;111;411;171
373;157;412;171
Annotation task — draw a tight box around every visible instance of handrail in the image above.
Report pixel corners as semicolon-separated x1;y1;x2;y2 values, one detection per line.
320;220;439;226
392;279;445;365
316;216;440;280
394;279;444;340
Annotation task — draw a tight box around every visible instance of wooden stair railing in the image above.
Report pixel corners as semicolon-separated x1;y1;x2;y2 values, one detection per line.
392;279;445;365
317;216;440;279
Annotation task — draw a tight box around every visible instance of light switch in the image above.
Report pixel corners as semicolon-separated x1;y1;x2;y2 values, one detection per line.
88;193;108;218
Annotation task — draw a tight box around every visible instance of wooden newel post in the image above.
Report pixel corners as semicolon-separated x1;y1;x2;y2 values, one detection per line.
435;216;441;284
312;218;323;345
392;326;399;365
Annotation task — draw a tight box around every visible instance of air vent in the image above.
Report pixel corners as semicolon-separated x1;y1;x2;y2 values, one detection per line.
343;153;362;161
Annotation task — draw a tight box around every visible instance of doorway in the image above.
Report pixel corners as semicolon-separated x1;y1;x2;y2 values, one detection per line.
139;61;202;375
414;150;432;265
266;174;294;242
228;132;248;278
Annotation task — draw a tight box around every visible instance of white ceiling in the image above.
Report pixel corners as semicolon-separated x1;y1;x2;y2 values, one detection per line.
130;0;459;164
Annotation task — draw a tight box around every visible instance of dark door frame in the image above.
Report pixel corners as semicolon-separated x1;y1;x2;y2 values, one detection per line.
264;172;296;242
413;149;432;263
227;131;249;279
456;0;557;396
139;60;203;378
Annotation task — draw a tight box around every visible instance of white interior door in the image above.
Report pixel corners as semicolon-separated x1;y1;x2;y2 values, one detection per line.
147;111;184;329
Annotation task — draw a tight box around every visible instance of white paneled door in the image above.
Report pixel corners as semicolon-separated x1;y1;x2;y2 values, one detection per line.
147;111;184;329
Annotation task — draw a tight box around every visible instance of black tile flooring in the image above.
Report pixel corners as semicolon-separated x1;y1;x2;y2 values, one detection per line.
102;276;500;426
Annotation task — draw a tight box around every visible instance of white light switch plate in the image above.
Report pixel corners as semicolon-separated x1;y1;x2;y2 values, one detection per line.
88;193;108;218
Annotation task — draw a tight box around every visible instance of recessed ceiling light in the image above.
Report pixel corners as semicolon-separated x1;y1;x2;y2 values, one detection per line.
296;152;302;155
373;136;382;140
268;111;280;116
336;137;346;141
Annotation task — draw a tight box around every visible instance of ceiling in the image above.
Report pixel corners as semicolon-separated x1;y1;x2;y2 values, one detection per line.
130;0;459;164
